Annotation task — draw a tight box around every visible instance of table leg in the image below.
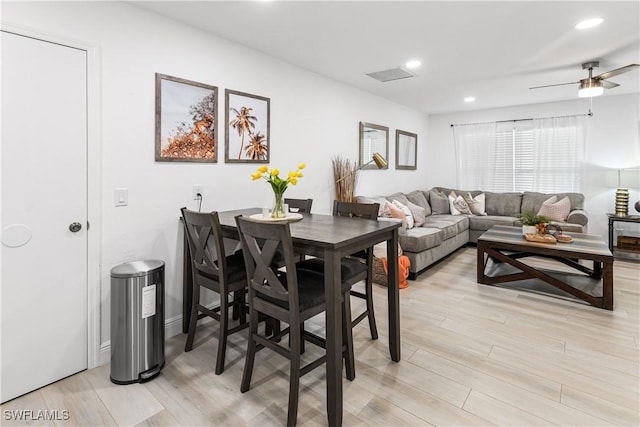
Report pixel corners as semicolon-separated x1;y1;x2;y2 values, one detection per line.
477;242;486;284
387;229;401;362
324;249;342;427
603;260;614;310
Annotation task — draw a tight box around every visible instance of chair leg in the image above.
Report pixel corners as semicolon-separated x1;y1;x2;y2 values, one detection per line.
342;293;355;381
365;273;378;340
241;304;259;393
184;285;200;352
215;293;229;375
287;321;301;427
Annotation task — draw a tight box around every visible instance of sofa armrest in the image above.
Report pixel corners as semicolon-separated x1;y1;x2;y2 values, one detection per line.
567;209;588;226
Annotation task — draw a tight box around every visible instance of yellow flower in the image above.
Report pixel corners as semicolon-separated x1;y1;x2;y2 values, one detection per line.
258;165;268;173
251;172;261;180
296;171;303;178
270;168;279;176
288;171;297;179
298;162;306;170
290;177;298;185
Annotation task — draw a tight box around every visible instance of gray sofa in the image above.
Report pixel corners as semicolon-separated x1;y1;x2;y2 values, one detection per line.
357;187;589;278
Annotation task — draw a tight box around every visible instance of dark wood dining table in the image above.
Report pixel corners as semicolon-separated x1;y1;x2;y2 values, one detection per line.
181;208;402;426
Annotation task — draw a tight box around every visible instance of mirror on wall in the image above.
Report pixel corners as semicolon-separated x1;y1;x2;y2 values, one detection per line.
359;122;389;169
395;129;417;170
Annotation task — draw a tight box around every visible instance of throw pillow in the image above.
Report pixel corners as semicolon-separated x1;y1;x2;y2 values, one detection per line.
447;191;461;215
428;189;450;215
537;195;571;222
385;201;405;221
463;192;487;216
392;200;415;229
405;199;427;226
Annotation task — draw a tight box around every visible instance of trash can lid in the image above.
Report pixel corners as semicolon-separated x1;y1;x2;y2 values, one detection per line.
111;260;164;278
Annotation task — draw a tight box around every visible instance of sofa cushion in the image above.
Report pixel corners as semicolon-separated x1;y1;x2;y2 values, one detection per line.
392;200;414;228
429;190;450;215
468;215;519;231
484;192;523;216
422;215;469;240
521;191;585;213
399;227;443;252
388;192;410;206
405;199;427;226
406;190;432;216
463;192;487;216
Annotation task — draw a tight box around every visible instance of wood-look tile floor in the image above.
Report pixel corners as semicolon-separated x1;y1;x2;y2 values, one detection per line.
2;247;639;426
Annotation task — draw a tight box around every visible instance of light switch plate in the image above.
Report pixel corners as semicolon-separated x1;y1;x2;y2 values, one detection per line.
115;188;128;207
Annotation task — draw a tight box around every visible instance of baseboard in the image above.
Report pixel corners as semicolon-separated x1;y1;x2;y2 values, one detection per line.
97;313;185;367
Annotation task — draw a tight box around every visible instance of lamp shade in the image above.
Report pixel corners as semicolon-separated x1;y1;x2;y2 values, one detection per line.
372;152;388;169
578;78;604;98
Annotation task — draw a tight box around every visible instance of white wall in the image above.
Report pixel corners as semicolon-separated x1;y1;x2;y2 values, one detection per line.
427;94;640;241
2;1;429;352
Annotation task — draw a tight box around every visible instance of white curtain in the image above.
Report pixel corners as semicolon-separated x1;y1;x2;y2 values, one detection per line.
532;116;587;192
453;122;497;189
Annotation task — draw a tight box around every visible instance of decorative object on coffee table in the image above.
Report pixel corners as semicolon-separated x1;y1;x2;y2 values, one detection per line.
519;211;551;235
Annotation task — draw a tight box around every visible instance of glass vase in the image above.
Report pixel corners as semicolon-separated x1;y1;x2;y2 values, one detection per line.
272;192;286;218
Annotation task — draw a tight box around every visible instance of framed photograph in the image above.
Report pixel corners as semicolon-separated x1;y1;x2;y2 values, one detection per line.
225;89;270;163
395;129;417;170
359;122;389;169
155;73;218;162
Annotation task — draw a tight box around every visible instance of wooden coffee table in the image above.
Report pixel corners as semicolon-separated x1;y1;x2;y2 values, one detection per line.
477;225;613;310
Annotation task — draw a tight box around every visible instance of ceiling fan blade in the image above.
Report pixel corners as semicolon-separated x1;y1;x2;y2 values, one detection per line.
602;80;620;89
529;81;578;90
594;64;639;80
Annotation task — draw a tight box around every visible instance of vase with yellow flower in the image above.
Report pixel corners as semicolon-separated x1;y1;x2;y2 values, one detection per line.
251;163;305;218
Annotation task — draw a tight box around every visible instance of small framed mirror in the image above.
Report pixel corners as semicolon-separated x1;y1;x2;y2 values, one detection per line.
359;122;389;169
395;129;417;170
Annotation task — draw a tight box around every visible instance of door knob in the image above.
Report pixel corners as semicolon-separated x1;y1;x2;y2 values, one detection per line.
69;222;82;232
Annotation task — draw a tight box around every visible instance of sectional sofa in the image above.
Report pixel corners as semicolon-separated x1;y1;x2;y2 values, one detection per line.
358;187;589;279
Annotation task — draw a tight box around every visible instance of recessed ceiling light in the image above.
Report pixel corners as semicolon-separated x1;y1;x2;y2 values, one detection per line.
575;17;603;30
405;60;421;69
464;97;476;103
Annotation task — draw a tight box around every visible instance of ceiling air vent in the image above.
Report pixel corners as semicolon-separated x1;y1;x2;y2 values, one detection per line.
366;67;415;82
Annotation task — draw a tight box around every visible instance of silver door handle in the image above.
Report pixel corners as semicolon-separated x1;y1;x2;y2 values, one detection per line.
69;222;82;232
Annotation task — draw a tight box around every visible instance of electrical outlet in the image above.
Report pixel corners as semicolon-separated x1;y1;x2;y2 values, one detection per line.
193;184;203;200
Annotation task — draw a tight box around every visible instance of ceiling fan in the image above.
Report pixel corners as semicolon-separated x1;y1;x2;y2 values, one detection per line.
530;61;639;98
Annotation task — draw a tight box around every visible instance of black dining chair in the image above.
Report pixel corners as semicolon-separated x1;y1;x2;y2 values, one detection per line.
181;207;249;375
298;200;380;340
235;215;355;427
284;198;313;214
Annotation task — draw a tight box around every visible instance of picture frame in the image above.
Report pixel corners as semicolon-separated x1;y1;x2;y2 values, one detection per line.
155;73;218;163
395;129;417;170
359;122;389;169
225;89;270;163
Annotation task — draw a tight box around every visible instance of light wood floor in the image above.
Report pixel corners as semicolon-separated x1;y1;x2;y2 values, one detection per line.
2;247;639;426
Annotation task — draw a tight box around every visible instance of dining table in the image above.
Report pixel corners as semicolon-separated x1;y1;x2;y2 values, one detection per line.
181;208;402;426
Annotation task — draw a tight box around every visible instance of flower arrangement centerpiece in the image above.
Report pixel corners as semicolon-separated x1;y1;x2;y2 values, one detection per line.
251;163;305;218
519;211;552;235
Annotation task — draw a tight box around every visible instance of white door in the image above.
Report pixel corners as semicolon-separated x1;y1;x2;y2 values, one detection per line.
1;31;88;403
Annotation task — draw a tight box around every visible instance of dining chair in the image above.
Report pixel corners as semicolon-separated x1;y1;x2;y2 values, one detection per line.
180;207;249;375
235;215;355;427
298;200;380;340
284;197;313;213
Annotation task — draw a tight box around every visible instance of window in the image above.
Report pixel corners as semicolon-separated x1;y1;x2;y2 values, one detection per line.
453;116;586;193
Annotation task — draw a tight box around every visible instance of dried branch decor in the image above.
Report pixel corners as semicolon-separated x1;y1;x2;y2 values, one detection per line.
332;156;359;202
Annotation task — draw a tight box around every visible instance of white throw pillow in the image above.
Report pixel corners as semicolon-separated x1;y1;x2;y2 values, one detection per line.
448;191;471;215
463;192;487;216
537;196;571;222
392;200;415;228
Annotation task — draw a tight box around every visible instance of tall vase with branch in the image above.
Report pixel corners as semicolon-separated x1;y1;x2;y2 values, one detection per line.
332;156;359;202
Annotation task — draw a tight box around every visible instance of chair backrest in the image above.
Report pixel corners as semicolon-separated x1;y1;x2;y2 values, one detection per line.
235;216;300;307
181;207;228;280
284;198;313;214
332;200;379;220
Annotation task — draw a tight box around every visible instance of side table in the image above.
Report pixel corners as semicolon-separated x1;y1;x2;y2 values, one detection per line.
607;213;640;260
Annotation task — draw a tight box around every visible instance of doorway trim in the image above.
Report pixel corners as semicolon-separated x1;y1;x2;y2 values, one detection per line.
1;24;102;369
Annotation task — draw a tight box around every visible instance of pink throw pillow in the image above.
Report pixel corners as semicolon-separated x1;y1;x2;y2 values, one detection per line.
537;196;571;222
385;201;405;221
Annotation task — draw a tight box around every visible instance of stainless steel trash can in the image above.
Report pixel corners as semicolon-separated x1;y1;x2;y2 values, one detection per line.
110;260;165;384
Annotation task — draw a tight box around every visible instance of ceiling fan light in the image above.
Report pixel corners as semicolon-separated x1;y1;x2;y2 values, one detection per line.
578;79;604;98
